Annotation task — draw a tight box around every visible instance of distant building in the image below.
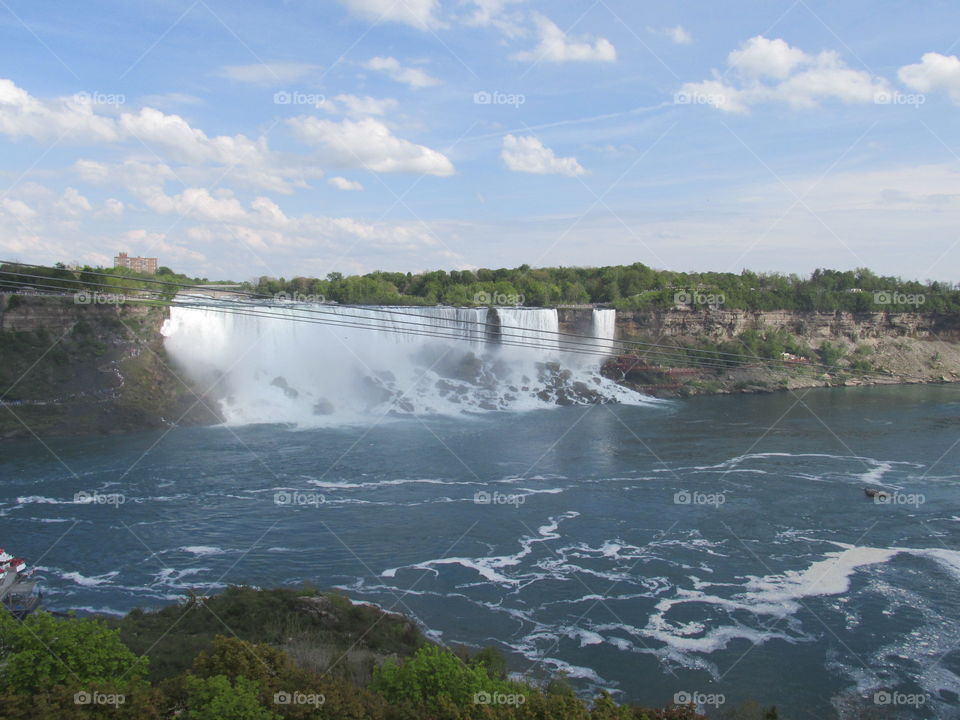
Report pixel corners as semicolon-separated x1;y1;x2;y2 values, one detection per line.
114;252;158;274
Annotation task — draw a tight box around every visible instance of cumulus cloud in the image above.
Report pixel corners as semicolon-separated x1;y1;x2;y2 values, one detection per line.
676;35;891;113
501;134;586;177
899;52;960;103
215;62;322;85
328;176;364;191
289;116;455;176
0;78;120;143
0;79;319;193
338;0;442;30
512;14;616;64
363;56;440;89
729;36;807;79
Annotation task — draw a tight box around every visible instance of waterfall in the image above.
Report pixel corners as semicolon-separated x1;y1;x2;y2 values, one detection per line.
591;308;617;356
494;307;560;352
161;298;648;426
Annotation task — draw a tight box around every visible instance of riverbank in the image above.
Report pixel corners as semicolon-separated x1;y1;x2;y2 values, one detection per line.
1;585;731;719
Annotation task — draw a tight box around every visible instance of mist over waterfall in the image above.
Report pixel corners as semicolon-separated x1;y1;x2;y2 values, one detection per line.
161;298;646;426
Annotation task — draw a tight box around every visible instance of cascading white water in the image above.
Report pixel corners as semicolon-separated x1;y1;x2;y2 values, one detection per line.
591;308;617;356
161;298;648;426
496;307;560;352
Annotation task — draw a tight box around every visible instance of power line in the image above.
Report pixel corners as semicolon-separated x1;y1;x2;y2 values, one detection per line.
0;263;932;382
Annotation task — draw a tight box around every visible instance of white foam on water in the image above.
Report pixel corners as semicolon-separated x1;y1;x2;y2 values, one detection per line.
381;511;580;586
47;569;121;587
179;546;227;556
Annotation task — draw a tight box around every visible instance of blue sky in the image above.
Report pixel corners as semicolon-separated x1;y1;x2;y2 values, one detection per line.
1;0;959;281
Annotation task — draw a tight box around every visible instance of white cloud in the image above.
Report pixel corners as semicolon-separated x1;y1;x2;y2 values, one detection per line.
461;0;527;38
512;14;616;64
501;134;586;177
289;116;455;176
665;25;692;45
363;56;440;89
100;198;125;217
59;187;92;215
328;176;364;191
677;36;891;113
338;0;442;30
324;94;398;117
729;36;807;79
899;52;960;103
0;79;317;193
215;62;322;85
0;78;120;143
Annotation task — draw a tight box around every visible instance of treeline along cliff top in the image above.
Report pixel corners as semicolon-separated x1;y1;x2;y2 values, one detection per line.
2;261;958;313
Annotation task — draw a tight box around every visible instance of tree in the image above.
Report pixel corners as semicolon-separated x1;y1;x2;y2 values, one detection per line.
185;674;276;720
0;611;148;694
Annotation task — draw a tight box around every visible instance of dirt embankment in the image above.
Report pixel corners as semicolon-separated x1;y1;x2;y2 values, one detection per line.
0;294;220;439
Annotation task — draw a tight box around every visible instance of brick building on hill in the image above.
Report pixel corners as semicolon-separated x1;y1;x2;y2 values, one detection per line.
114;252;158;274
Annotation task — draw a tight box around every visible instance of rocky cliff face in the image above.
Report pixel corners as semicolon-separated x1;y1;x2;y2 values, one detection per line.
558;307;960;397
0;294;220;439
610;308;960;343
